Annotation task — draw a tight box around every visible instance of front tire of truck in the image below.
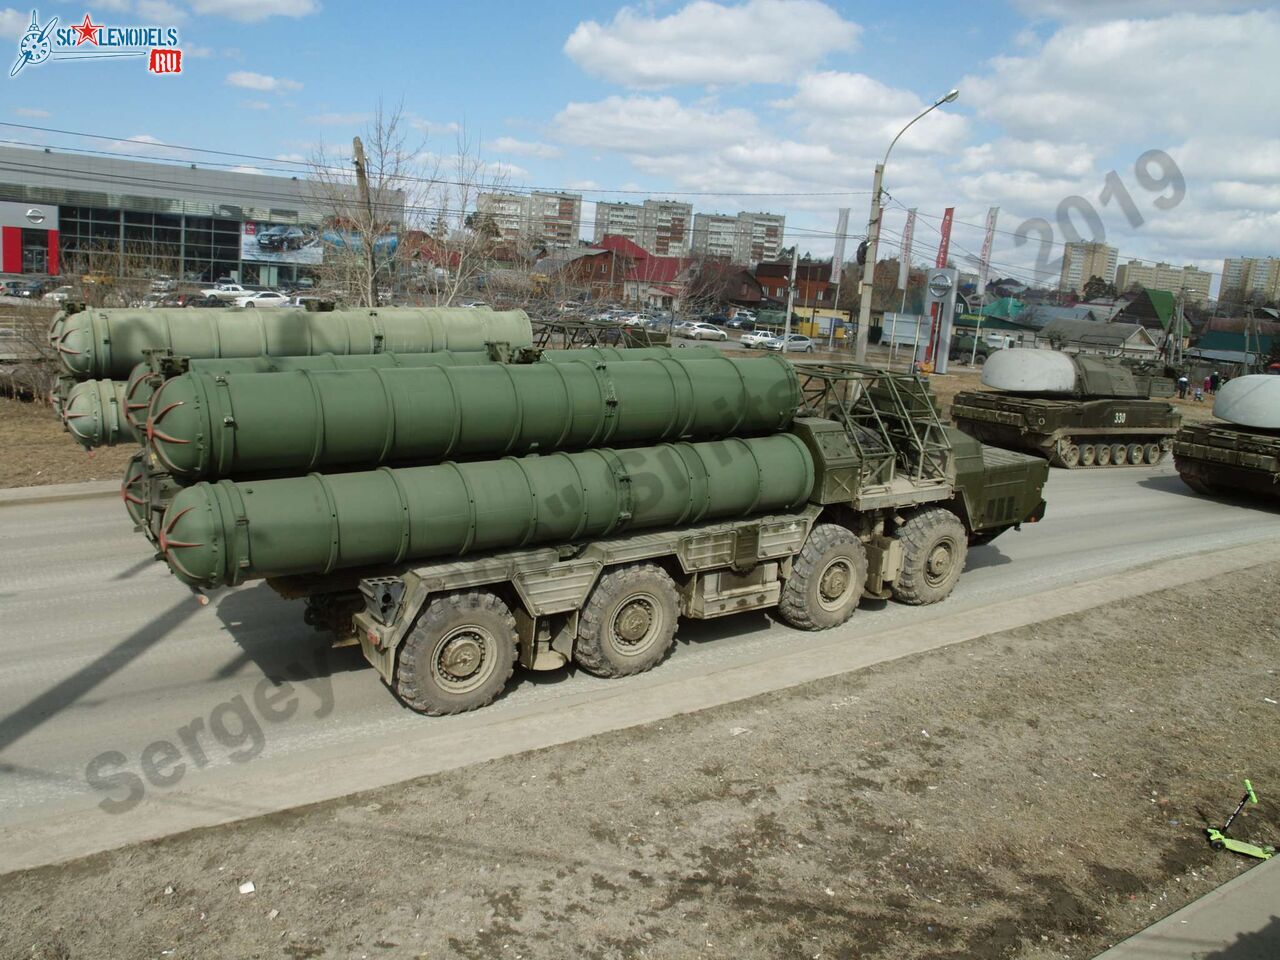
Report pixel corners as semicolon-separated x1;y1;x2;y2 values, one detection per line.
778;523;867;630
395;591;517;716
892;508;968;606
575;564;679;678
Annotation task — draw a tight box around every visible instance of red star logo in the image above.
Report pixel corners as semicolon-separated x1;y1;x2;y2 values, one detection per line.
71;13;103;46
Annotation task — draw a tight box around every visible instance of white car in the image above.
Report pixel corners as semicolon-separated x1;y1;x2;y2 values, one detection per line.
762;334;815;353
45;285;77;303
620;313;654;327
739;330;776;348
201;282;248;301
680;322;729;341
234;291;291;308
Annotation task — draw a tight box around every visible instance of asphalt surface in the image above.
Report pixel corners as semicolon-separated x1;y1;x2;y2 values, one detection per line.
2;461;1279;873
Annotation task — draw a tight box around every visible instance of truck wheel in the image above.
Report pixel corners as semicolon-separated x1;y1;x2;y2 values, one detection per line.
395;591;517;715
1079;444;1097;467
892;508;968;606
575;564;678;677
779;523;867;630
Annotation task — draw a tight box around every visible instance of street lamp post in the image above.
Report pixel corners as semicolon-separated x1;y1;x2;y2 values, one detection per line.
854;88;959;364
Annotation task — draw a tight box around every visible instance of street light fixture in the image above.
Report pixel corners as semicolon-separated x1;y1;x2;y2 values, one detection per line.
853;88;959;364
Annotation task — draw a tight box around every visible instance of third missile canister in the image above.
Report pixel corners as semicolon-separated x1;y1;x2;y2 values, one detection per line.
49;305;534;381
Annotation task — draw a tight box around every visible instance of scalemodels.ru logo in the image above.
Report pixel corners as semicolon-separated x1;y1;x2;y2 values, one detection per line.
10;9;183;77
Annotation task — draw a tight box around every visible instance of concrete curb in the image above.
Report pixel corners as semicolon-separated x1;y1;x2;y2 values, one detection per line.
0;480;119;508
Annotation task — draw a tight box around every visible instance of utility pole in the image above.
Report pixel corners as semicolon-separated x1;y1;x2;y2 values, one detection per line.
854;163;884;363
352;136;378;308
782;245;799;354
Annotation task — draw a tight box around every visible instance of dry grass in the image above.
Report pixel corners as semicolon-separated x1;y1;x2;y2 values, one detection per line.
0;397;133;487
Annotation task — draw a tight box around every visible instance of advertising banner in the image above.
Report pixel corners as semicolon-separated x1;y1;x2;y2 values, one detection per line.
241;222;322;266
898;208;916;291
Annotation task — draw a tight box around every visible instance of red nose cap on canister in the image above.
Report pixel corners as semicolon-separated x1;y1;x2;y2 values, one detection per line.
158;484;222;587
121;451;148;528
146;375;205;476
125;361;158;431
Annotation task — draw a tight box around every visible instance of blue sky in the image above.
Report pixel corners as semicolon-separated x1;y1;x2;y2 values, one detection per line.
3;1;1277;295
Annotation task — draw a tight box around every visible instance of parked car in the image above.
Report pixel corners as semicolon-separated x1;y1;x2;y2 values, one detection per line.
740;329;777;348
726;315;756;330
762;334;815;353
45;285;77;303
679;322;729;342
234;291;291;308
201;282;249;301
150;275;177;292
620;313;655;327
17;279;48;298
699;312;733;326
0;280;22;297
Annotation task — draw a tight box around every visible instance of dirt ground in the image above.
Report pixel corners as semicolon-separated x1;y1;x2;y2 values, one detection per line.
3;564;1278;960
0;397;133;487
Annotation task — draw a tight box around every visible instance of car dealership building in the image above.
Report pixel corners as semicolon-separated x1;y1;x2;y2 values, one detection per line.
0;144;381;286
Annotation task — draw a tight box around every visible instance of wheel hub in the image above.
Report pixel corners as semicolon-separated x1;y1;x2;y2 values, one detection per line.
438;632;486;681
820;562;850;601
926;543;953;581
614;599;654;646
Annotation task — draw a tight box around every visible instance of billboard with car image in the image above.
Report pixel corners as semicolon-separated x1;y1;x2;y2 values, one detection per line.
241;222;322;265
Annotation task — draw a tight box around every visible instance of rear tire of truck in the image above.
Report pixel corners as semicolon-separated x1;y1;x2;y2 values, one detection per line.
395;591;517;716
575;564;679;678
778;523;867;630
892;508;968;606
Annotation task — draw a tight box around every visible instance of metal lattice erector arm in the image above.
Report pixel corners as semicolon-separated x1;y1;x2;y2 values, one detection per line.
793;361;953;485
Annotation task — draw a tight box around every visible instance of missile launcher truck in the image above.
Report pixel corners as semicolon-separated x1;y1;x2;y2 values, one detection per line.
1174;375;1280;499
50;307;1050;716
951;348;1181;468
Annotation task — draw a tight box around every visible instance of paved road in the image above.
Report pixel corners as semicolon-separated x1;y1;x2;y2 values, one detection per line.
2;461;1278;871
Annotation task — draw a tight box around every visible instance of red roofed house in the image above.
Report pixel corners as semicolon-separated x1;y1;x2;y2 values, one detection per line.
599;234;695;310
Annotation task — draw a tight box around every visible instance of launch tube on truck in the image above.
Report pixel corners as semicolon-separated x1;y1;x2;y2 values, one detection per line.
144;353;801;479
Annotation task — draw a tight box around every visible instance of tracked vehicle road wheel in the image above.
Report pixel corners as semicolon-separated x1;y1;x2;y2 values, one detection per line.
892;508;968;606
779;523;867;630
1110;443;1129;465
1079;444;1097;467
1144;443;1163;465
1055;440;1080;468
1096;444;1112;466
1127;443;1145;466
396;591;517;715
575;564;679;677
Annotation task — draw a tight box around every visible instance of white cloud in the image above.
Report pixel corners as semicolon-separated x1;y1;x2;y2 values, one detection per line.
241;100;272;111
307;112;372;126
958;139;1097;178
189;0;319;22
0;8;28;39
136;0;186;21
1013;1;1259;19
409;119;461;136
13;107;50;118
274;153;307;163
225;70;302;92
555;96;760;154
185;44;215;58
564;0;859;87
489;137;561;159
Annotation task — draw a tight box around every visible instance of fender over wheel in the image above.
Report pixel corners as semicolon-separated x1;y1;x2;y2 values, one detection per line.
396;590;518;716
892;508;968;605
575;564;679;677
778;523;868;630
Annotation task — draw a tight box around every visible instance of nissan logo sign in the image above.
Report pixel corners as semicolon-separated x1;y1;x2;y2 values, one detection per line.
25;208;46;225
927;272;954;298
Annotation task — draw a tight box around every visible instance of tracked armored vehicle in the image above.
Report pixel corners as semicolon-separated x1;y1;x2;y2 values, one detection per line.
951;348;1181;468
1174;375;1280;499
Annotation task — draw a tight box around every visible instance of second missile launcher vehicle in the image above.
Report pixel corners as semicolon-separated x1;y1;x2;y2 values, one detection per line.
1174;375;1280;499
951;348;1181;468
150;362;1050;716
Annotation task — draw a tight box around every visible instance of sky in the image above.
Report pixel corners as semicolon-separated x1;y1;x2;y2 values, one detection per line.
1;0;1277;296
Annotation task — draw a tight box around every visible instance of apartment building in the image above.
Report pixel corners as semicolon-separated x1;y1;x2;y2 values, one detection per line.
735;211;786;265
1220;256;1280;304
690;213;739;259
1115;260;1213;304
638;199;692;256
1059;241;1118;294
592;201;643;245
476;190;583;249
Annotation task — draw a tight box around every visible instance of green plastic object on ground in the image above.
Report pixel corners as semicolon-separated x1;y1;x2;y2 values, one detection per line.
1206;780;1276;860
158;434;816;588
48;305;534;380
144;353;800;479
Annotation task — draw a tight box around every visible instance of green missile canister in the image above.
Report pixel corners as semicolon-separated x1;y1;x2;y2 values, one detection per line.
158;434;816;588
121;345;722;432
48;305;534;381
62;379;135;448
144;353;800;479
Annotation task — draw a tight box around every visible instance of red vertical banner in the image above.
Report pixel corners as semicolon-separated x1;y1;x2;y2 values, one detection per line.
1;227;21;274
935;207;954;268
47;230;59;276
